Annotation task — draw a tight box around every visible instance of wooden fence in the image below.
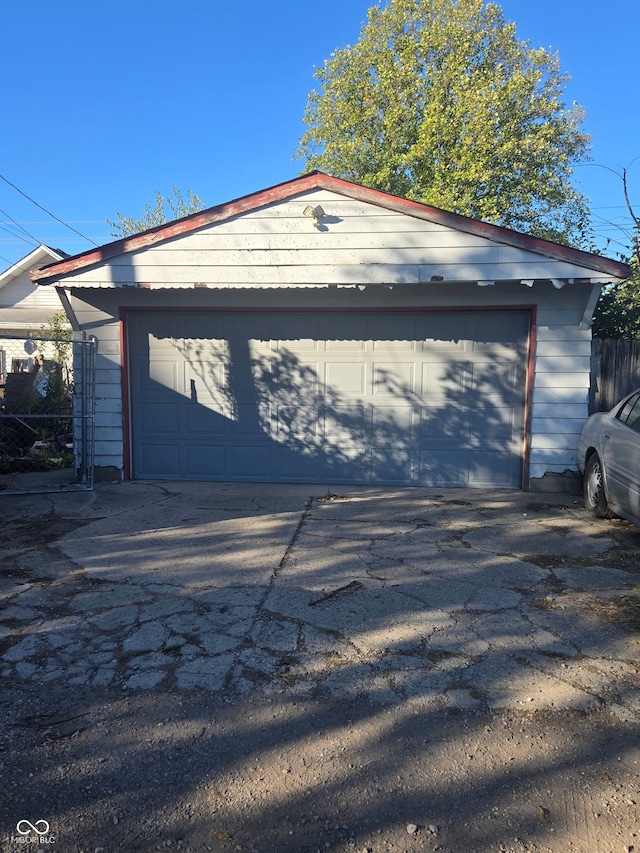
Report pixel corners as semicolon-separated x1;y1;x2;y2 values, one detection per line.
590;339;640;413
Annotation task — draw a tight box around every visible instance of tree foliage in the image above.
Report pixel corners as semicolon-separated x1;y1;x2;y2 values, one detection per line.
592;275;640;339
592;166;640;339
108;187;205;238
297;0;591;244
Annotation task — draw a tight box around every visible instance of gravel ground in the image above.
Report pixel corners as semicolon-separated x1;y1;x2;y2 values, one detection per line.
1;484;639;853
1;684;639;853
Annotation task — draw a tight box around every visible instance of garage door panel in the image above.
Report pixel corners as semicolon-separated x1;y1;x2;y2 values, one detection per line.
419;406;464;441
372;317;416;348
275;316;321;349
321;315;368;346
274;445;321;481
183;401;227;436
184;360;225;391
321;405;367;444
176;314;225;340
468;451;519;486
325;362;366;394
262;355;320;396
467;407;516;445
470;311;528;344
136;402;179;434
132;359;180;396
229;444;272;479
370;447;414;483
184;444;226;478
325;451;367;483
418;451;466;486
128;314;177;353
275;404;320;440
420;362;466;397
372;405;416;437
373;362;415;395
138;442;182;477
418;316;466;349
129;310;528;487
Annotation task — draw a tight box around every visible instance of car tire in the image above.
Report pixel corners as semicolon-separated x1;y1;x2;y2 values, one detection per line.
584;453;613;518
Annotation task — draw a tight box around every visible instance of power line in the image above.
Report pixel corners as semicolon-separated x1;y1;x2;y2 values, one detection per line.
0;226;38;249
0;172;99;247
3;219;106;225
0;206;41;245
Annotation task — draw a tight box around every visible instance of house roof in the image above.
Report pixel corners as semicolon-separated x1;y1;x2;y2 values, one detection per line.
30;172;631;284
1;245;66;288
0;307;63;330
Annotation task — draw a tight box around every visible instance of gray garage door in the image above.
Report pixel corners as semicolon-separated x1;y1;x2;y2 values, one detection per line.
127;310;529;487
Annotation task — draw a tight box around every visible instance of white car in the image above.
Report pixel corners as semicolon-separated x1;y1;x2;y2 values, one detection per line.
577;388;640;527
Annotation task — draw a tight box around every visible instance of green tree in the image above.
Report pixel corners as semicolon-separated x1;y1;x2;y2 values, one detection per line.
108;187;205;238
592;165;640;338
296;0;591;245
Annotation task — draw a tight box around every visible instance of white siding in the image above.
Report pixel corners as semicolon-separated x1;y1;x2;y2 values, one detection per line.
529;320;593;479
59;188;622;486
70;279;596;484
0;247;63;312
52;191;612;290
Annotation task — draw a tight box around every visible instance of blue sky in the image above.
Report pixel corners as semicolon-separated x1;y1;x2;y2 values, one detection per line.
1;0;638;270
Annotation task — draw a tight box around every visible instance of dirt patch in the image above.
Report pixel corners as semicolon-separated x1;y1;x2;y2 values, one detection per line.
3;515;88;551
524;547;640;574
581;593;640;632
1;686;639;853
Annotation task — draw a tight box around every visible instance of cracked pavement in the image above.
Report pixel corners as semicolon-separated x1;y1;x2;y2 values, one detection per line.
2;482;639;719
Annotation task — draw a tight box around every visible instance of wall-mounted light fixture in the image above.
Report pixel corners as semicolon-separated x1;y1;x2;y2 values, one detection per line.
303;205;326;227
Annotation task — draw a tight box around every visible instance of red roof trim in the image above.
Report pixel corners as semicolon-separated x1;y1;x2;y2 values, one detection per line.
31;171;630;283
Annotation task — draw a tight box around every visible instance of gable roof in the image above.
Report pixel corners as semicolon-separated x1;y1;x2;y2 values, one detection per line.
30;172;630;284
2;244;65;288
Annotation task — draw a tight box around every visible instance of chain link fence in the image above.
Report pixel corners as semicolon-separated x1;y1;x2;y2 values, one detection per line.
0;334;96;494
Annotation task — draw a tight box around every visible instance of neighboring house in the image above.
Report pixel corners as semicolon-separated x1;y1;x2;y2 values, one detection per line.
31;173;629;490
0;245;67;387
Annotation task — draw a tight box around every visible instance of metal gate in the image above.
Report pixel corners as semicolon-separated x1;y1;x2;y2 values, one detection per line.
0;334;96;495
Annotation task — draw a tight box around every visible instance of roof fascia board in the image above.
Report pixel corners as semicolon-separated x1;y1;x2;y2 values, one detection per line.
1;245;63;287
31;174;331;284
321;176;630;279
31;172;630;284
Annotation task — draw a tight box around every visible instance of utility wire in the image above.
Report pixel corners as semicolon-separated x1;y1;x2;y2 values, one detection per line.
0;206;41;245
0;172;99;247
0;225;39;249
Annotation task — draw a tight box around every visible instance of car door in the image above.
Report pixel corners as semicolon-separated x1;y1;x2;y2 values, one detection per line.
602;392;640;517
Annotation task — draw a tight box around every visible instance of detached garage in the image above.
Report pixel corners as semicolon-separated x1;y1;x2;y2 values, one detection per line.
31;172;629;490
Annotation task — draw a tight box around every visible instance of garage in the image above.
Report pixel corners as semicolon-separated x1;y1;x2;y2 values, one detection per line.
32;173;628;488
127;308;530;487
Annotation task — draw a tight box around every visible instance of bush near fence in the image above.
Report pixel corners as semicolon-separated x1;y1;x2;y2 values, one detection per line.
0;335;73;474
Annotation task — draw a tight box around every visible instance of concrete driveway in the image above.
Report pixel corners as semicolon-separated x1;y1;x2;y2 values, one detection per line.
2;482;640;718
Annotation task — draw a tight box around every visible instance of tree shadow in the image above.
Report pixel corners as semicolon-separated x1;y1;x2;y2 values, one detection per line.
131;308;527;487
1;486;638;851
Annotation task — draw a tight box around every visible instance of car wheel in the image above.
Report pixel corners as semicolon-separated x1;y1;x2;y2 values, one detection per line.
584;453;613;518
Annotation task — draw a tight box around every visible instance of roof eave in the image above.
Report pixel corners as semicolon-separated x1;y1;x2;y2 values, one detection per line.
30;172;631;285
